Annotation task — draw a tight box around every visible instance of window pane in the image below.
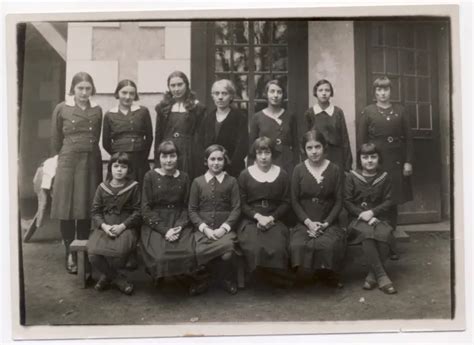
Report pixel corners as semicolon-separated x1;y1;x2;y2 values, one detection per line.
254;46;271;72
385;48;399;74
254;21;272;44
415;26;429;50
215;73;231;81
272;21;287;44
215;21;231;44
401;50;415;75
272;47;288;72
233;74;249;101
254;74;271;100
384;24;398;46
233;47;249;72
418;104;432;129
215;47;231;72
234;101;248;111
399;24;415;48
417;77;431;102
406;103;418;129
416;51;430;76
390;77;400;102
371;48;384;73
371;23;384;46
233;21;249;44
404;76;417;102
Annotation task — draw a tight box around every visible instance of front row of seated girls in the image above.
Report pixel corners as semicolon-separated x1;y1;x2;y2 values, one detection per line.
87;130;397;296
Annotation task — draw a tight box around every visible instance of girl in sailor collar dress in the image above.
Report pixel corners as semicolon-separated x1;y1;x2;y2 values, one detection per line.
154;71;206;179
248;79;299;176
304;79;352;172
87;152;141;295
358;76;414;259
237;137;292;286
140;141;196;290
50;72;103;274
102;80;153;185
289;130;346;288
188;145;241;295
344;143;397;294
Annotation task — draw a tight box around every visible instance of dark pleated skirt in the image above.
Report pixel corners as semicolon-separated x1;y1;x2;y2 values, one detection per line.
140;224;196;279
238;220;289;271
347;219;394;245
87;229;137;258
51;150;102;220
194;231;237;266
289;224;346;272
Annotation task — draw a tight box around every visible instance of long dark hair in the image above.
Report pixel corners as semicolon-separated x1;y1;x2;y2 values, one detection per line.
114;79;139;101
157;71;198;119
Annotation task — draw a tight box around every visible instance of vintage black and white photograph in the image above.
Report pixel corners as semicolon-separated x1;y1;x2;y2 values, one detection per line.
5;2;468;341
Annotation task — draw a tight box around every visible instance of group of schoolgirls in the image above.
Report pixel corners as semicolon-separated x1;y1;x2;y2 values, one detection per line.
50;70;413;297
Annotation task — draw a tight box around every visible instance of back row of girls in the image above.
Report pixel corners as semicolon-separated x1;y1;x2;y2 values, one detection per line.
50;71;412;293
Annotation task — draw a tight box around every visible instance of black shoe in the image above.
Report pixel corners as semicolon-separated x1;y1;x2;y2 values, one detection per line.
189;281;208;296
66;253;77;274
94;275;110;291
221;280;238;295
114;276;134;295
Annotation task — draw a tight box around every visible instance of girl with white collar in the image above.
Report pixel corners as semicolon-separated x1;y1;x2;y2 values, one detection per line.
304;79;352;172
188;144;241;295
102;79;152;186
50;71;103;274
237;137;292;287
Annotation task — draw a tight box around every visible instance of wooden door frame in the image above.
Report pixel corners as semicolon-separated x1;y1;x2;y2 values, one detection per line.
191;20;308;127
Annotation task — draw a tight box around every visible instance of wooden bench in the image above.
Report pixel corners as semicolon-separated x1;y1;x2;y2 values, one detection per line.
69;239;90;288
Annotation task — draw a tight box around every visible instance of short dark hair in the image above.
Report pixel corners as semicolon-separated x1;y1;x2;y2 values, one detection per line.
301;130;328;155
313;79;334;98
372;76;392;93
249;136;276;161
157;140;179;157
68;72;96;96
203;144;231;168
107;152;133;181
114;79;139;101
356;142;384;169
264;79;287;100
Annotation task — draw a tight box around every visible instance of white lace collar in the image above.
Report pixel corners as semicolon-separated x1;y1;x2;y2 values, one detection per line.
248;164;280;183
262;108;285;125
171;99;199;113
65;95;98;108
304;159;330;184
313;103;334;116
154;168;180;178
205;171;226;183
109;103;141;113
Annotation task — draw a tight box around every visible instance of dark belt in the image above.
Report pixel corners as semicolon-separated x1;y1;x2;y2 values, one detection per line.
374;135;404;144
250;199;277;208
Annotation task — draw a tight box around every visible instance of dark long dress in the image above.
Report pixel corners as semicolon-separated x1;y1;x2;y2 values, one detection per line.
358;103;414;204
305;104;352;172
290;161;346;271
155;101;206;179
140;169;195;279
344;170;394;244
237;165;290;271
198;108;249;177
102;105;153;185
50;99;103;220
188;173;240;265
87;180;141;258
248;110;299;175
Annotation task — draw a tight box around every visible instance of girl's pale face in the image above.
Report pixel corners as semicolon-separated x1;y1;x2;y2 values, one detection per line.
267;84;283;107
375;86;391;103
111;162;128;181
169;77;187;100
360;153;379;173
211;85;232;110
255;149;272;169
118;85;136;108
316;83;332;104
160;152;178;172
207;150;225;175
305;139;325;164
73;81;93;103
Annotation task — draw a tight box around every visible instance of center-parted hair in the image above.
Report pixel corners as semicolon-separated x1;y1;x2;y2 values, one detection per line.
107;152;133;181
68;71;96;96
264;79;287;100
313;79;334;98
357;142;383;169
203;144;231;167
114;79;140;101
249;136;276;161
301;130;328;154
